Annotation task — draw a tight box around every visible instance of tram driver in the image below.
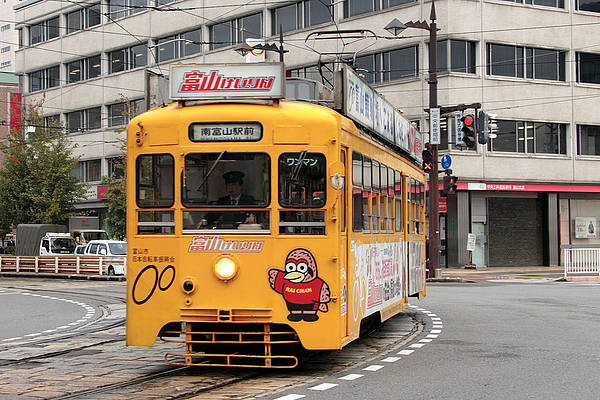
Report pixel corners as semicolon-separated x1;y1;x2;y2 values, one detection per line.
196;171;256;229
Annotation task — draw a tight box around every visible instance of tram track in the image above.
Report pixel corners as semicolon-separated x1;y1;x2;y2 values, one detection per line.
51;312;423;400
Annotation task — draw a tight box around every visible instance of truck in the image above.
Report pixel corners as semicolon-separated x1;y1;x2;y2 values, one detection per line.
68;216;109;245
15;224;77;256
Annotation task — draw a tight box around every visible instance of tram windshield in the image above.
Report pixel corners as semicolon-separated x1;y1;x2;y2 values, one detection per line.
183;152;270;207
182;152;270;232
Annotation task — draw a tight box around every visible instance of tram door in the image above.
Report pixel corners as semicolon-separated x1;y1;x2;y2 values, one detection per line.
340;148;350;339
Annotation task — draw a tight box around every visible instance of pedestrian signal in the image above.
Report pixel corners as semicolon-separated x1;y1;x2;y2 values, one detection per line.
461;114;476;150
422;148;434;173
443;175;458;195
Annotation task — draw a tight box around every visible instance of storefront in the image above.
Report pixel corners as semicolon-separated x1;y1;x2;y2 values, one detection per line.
443;182;600;267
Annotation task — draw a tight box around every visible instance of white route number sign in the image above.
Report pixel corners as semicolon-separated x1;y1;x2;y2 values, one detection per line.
430;107;440;144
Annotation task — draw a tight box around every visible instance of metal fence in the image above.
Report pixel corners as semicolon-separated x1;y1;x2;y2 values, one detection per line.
563;247;600;279
0;255;126;276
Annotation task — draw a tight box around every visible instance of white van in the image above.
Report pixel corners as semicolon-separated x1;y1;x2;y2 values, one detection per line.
84;240;127;275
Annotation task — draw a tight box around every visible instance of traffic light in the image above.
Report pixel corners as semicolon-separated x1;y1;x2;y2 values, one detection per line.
443;175;458;195
460;114;476;149
478;110;497;145
422;147;433;173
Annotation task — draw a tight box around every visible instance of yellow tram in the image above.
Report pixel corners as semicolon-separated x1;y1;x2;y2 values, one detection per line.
126;63;426;368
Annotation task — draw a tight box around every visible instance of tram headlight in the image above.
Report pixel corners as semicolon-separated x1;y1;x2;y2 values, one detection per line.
214;256;238;281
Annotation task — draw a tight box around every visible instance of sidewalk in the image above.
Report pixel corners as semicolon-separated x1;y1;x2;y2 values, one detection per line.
429;266;566;282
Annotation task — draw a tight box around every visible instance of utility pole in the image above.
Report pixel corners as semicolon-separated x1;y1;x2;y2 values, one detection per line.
385;1;440;278
427;1;440;279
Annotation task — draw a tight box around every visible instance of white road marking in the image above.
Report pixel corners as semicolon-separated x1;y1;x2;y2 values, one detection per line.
431;329;442;334
363;365;384;371
339;374;363;381
426;334;439;338
420;339;433;343
431;317;441;321
382;356;401;362
397;349;415;355
273;395;305;400
24;333;42;337
309;383;337;391
2;337;22;342
409;343;425;348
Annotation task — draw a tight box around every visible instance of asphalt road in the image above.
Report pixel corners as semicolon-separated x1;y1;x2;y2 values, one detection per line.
267;280;600;400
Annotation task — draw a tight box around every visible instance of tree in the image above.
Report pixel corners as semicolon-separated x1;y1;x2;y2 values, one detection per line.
0;101;87;234
101;96;134;240
102;158;126;240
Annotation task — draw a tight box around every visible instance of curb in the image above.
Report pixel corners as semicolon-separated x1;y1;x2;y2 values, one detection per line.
0;272;125;281
426;277;474;283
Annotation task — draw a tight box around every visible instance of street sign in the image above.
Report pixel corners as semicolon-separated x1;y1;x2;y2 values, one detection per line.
467;233;476;251
441;154;452;170
454;111;462;144
430;107;440;144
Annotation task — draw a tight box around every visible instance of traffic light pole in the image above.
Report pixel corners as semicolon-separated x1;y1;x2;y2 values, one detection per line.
427;1;440;279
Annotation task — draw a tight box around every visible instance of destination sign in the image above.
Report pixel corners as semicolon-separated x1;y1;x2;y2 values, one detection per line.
189;123;262;142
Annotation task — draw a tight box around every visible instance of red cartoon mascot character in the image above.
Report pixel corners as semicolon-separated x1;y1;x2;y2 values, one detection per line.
268;248;330;322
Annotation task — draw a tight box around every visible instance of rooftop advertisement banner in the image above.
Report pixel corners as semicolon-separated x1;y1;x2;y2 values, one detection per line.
170;63;285;100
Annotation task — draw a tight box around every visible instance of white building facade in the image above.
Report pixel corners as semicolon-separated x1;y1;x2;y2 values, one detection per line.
0;0;20;71
13;0;600;266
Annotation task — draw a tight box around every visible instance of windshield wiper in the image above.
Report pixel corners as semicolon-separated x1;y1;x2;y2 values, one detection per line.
290;150;307;182
197;150;226;192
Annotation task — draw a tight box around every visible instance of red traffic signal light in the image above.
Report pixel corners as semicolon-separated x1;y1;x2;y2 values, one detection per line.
461;114;476;150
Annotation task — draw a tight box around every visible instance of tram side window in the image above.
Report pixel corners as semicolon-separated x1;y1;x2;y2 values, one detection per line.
352;151;363;232
388;167;395;232
380;164;388;232
371;160;379;233
394;170;403;232
362;156;372;232
341;150;347;233
136;154;174;208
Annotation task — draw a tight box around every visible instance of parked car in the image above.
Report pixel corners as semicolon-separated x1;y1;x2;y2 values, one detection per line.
74;245;87;255
84;240;127;275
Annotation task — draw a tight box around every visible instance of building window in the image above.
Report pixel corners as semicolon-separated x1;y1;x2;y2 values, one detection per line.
0;61;11;68
44;114;61;128
28;65;60;92
29;17;60;45
109;43;147;73
0;24;10;32
1;46;10;54
107;156;125;179
489;119;567;155
287;63;335;87
272;0;332;34
108;99;145;127
72;159;102;182
67;107;102;132
156;28;201;63
576;52;600;84
344;0;414;18
66;3;101;34
486;43;565;81
108;0;146;20
66;55;101;83
352;45;418;84
576;0;600;12
498;0;564;7
437;40;476;74
209;12;262;50
577;125;600;155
